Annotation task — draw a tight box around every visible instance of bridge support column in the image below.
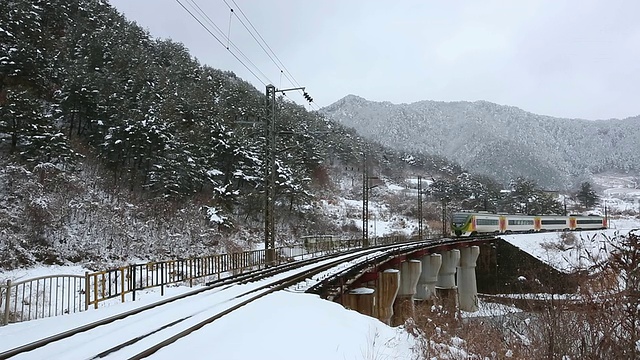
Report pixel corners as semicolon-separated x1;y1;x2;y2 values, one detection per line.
375;269;400;325
415;254;442;310
343;287;376;317
436;249;460;318
457;246;480;312
392;259;421;326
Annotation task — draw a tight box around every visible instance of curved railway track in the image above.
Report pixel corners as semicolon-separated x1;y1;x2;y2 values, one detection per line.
2;238;470;359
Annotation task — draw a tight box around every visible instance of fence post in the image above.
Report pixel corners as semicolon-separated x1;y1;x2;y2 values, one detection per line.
131;265;136;302
93;273;98;309
218;255;222;280
160;262;164;296
120;268;125;303
84;272;89;311
3;280;11;326
189;259;193;288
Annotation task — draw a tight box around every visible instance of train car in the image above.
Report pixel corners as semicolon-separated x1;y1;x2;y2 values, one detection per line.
451;212;606;237
571;215;608;230
504;214;537;233
538;216;568;232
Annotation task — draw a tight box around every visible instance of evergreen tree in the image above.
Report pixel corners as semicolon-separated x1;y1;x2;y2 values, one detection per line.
1;0;76;164
500;177;563;215
576;181;599;209
505;177;537;213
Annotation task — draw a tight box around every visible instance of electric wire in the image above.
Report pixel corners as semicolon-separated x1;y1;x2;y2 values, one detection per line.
184;0;273;85
175;0;272;86
225;0;319;107
179;0;321;109
223;0;300;90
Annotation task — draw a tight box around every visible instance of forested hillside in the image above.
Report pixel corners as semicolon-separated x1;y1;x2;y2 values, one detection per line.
1;0;460;268
322;95;640;189
2;0;602;270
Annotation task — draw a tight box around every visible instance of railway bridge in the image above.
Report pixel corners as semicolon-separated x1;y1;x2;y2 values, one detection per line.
308;236;500;326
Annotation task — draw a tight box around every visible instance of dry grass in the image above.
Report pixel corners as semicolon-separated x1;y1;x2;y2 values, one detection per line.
404;232;640;359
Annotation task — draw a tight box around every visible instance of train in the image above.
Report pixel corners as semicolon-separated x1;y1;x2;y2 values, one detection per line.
450;211;607;237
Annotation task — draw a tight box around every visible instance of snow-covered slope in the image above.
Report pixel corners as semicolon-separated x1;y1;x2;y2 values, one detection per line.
322;95;640;189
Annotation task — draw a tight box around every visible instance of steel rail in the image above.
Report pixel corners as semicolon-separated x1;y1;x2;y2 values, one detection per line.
0;236;492;359
0;249;362;359
1;242;408;359
129;237;495;358
126;240;433;359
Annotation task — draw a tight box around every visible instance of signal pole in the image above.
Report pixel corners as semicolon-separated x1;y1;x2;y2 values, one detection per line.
418;176;423;239
361;154;380;247
362;154;369;248
264;84;309;265
265;85;276;265
441;200;447;236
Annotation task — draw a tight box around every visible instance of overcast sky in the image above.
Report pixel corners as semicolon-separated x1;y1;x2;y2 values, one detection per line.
108;0;639;120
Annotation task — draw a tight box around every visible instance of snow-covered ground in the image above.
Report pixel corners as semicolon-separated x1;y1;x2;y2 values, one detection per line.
594;173;640;214
0;280;419;359
320;196;417;238
501;218;639;273
2;175;638;359
0;273;521;359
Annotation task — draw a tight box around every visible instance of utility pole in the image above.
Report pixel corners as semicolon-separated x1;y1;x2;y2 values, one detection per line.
264;84;308;265
265;84;276;265
418;176;423;239
361;154;380;247
362;154;369;248
441;200;447;237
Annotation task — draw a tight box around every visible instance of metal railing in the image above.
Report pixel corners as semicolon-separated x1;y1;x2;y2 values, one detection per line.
1;235;412;326
2;275;86;326
84;249;269;310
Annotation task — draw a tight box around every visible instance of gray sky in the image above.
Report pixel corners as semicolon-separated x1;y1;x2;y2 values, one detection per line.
109;0;640;120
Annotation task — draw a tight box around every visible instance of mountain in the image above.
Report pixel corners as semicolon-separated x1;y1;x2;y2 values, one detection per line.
321;95;640;189
2;0;462;267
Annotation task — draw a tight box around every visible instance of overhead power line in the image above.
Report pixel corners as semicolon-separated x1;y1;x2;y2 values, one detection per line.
223;0;320;109
187;0;274;84
184;0;274;85
175;0;273;86
224;0;302;90
177;0;321;109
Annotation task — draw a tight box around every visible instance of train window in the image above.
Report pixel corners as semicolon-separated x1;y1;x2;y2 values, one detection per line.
452;213;470;222
477;219;499;225
577;219;603;224
508;220;533;225
541;220;566;225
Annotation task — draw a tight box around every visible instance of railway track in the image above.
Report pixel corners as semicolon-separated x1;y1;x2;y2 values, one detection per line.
1;238;454;359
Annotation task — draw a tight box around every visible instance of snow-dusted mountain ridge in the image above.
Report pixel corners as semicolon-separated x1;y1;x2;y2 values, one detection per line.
322;95;640;189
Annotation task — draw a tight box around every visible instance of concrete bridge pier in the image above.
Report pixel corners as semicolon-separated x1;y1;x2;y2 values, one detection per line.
343;287;376;317
436;249;460;317
375;269;400;325
415;253;442;311
392;259;421;326
457;246;480;312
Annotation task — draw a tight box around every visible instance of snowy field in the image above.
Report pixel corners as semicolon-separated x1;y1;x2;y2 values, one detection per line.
0;283;420;359
501;218;640;273
0;275;522;359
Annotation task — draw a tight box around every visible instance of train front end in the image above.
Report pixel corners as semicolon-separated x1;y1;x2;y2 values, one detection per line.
451;212;475;237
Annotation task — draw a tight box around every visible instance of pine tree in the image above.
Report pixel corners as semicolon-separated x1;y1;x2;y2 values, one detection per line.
1;0;77;164
576;181;599;209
